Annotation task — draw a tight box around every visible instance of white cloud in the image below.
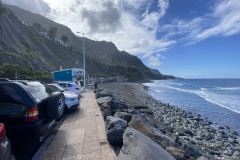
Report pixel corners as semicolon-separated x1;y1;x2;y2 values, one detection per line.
142;53;162;67
158;0;169;18
141;11;160;29
38;0;173;57
159;0;240;45
157;53;165;59
195;0;240;41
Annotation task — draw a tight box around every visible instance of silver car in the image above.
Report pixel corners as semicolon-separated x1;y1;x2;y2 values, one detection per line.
48;84;80;110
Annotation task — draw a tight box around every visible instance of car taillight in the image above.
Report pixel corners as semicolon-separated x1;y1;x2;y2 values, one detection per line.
25;106;39;121
75;88;79;90
0;123;6;141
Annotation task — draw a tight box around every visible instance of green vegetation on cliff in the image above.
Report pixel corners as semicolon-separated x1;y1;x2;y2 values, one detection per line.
0;2;175;81
0;63;52;79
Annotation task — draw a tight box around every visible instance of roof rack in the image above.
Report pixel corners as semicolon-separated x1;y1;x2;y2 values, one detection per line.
0;78;10;82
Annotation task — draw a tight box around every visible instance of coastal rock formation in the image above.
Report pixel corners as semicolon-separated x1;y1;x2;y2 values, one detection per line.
128;115;158;138
166;146;186;160
118;127;176;160
133;90;240;160
103;108;112;120
97;96;112;106
96;85;240;160
105;116;127;146
95;90;113;99
110;101;128;114
197;156;208;160
113;111;132;123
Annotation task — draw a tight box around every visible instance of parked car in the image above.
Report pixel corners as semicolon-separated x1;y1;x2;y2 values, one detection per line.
0;78;65;144
55;81;81;95
0;123;14;160
48;84;79;110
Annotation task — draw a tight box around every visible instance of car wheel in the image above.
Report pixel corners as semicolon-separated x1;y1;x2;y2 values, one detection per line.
56;96;65;119
47;92;65;120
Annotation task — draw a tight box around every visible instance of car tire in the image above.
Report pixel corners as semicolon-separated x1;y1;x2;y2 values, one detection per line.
47;92;65;120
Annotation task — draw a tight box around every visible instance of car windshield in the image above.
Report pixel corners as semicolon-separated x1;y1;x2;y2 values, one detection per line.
18;81;53;102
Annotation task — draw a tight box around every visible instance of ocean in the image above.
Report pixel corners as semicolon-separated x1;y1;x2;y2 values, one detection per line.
143;79;240;134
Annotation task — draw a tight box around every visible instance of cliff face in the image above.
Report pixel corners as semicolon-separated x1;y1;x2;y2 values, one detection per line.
0;2;174;80
0;2;79;71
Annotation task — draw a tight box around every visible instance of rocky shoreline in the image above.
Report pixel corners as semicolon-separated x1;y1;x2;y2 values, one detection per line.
95;82;240;160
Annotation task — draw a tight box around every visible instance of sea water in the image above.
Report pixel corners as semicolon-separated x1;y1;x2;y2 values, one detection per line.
143;79;240;134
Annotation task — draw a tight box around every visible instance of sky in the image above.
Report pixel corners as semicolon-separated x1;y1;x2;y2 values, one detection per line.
2;0;240;78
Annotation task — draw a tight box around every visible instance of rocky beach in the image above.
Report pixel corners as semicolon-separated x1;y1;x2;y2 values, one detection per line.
95;82;240;160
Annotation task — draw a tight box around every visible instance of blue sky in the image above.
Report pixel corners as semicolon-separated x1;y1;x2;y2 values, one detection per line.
3;0;240;78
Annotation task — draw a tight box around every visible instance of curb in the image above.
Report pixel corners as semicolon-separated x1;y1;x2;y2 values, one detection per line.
32;115;67;160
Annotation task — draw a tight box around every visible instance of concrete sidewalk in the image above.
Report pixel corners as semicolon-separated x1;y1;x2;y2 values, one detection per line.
42;91;116;160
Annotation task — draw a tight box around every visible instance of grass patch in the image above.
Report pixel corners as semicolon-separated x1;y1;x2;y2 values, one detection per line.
28;51;38;59
0;50;15;56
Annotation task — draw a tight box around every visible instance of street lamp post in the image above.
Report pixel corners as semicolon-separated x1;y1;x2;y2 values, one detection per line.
76;31;86;91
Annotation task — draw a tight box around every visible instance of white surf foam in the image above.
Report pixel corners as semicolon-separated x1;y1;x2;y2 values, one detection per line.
155;83;240;114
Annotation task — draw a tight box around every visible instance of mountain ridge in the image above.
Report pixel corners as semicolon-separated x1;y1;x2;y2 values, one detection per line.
0;2;175;80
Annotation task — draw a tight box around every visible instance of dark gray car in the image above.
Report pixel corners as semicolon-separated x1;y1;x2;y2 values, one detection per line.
0;123;14;160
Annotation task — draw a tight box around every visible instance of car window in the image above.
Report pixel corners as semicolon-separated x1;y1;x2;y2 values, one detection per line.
49;84;65;91
49;85;60;92
19;82;53;102
0;85;25;105
67;84;72;87
59;83;66;87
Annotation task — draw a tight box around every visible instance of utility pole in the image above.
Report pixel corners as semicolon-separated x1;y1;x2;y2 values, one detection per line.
76;31;86;91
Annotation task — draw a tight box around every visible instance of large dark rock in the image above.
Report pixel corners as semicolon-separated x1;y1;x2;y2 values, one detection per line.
105;116;127;146
118;127;176;160
95;90;112;99
166;146;186;160
197;156;208;160
163;126;174;133
103;108;112;120
113;111;132;123
110;101;128;114
139;108;153;115
182;144;202;159
128;115;158;138
128;115;176;148
97;96;112;106
127;109;139;115
180;129;194;137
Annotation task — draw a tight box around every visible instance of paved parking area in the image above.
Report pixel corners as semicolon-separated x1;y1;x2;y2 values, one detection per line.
42;91;116;160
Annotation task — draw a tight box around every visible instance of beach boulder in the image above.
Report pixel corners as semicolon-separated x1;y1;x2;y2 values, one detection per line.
127;109;139;115
197;156;208;160
113;111;132;123
105;116;127;146
110;101;128;114
97;96;112;106
182;143;202;159
118;127;176;160
95;90;112;99
166;146;186;160
128;115;176;148
128;115;157;138
103;108;112;120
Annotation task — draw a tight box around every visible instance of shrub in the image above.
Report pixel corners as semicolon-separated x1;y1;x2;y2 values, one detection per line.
0;1;9;16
